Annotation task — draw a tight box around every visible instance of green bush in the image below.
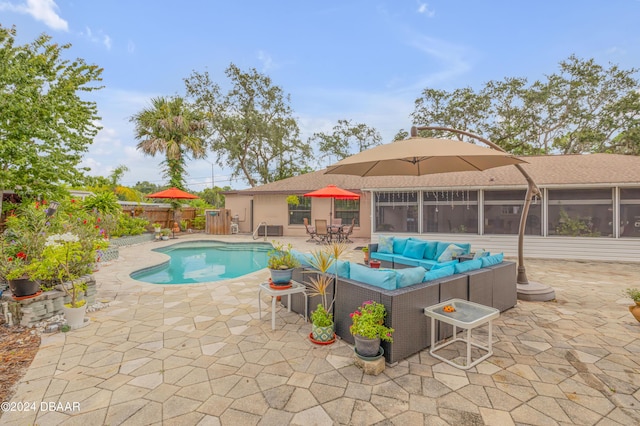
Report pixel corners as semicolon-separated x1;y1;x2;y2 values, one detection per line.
112;215;149;237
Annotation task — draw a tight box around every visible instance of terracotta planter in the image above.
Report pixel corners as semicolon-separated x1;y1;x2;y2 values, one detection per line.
8;278;40;297
629;301;640;322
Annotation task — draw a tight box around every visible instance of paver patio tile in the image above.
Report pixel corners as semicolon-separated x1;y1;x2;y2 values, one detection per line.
163;395;203;420
437;391;481;414
308;382;344;403
290;405;333;426
225;376;261;399
229;392;270;415
478;407;515;426
144;383;180;402
283;387;319;412
104;399;149;425
176;380;213;402
110;383;149;405
509;404;560;426
485;386;522;411
256;408;293;426
371;394;409;418
219;408;261;426
349;400;385;425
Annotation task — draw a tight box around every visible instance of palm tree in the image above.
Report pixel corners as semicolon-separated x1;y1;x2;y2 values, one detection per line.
131;96;207;189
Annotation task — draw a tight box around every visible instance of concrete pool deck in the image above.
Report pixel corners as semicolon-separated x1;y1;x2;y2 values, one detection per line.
2;234;640;425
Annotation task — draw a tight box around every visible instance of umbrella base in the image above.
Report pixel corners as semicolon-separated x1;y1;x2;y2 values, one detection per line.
517;281;556;302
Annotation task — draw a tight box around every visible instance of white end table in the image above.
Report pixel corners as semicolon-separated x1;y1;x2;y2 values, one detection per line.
258;281;308;330
424;299;499;370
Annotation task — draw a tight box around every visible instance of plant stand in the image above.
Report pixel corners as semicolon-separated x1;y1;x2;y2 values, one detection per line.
353;348;385;375
258;281;307;330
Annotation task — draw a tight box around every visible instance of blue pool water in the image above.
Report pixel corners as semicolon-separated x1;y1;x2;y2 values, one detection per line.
131;241;271;284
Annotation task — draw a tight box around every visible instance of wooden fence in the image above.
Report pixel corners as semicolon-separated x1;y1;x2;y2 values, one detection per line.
205;208;231;235
120;205;197;230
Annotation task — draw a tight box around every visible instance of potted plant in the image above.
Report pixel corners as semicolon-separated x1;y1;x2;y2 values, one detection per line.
350;300;394;358
362;246;370;264
267;242;300;286
623;287;640;322
305;249;336;343
161;229;171;240
152;222;162;233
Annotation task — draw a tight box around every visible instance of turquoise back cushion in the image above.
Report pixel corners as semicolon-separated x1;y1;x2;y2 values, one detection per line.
437;244;466;262
392;237;409;254
290;249;312;267
481;253;504;267
395;266;427;288
424;241;439;260
327;259;350;278
423;265;455;282
350;263;397;290
430;259;457;270
402;240;427;259
378;236;394;254
454;259;483;274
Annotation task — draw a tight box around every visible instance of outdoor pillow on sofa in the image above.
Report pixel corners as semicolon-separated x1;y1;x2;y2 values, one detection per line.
437;243;466;262
350;263;397;290
429;259;458;270
395;266;427;288
454;259;483;274
327;259;350;278
402;239;428;259
392;237;409;254
290;249;313;267
481;253;504;267
423;265;455;282
435;241;471;260
377;235;394;254
473;248;490;259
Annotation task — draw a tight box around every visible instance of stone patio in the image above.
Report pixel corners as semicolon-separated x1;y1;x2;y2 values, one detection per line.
2;234;639;425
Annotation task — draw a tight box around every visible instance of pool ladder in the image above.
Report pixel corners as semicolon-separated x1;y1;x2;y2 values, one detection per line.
252;222;268;241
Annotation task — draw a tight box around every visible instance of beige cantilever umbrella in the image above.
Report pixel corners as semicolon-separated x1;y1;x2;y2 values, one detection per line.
325;128;555;302
325;136;526;177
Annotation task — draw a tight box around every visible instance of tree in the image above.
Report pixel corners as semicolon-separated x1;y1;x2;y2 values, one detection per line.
411;55;640;155
131;96;207;189
184;64;312;187
0;25;103;199
309;119;382;162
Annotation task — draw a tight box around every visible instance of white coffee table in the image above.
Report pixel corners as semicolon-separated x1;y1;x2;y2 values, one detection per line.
424;298;499;370
258;281;307;330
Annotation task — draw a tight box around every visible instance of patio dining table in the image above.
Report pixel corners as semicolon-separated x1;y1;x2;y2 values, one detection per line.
328;225;344;242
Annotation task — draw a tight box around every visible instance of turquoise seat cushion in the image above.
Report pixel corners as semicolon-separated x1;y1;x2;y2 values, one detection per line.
327;260;350;278
402;239;428;259
350;263;397;290
435;241;471;259
370;252;395;263
392;237;409;254
437;243;466;262
416;259;437;270
429;259;458;270
378;236;394;254
396;266;427;288
454;259;483;274
481;253;504;267
423;265;455;282
391;255;422;267
290;249;313;267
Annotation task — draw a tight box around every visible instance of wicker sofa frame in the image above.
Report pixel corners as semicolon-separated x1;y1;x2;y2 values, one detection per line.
287;261;517;364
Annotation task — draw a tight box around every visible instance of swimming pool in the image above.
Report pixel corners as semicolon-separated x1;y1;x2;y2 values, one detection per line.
130;241;272;284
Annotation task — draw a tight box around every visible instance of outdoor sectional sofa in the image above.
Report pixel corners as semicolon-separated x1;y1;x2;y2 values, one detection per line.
288;244;517;364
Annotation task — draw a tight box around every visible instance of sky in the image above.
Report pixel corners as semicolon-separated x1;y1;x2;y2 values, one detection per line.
3;0;640;191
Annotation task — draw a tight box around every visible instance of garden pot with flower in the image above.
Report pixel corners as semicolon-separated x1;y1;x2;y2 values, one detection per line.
623;287;640;322
267;242;300;287
350;300;394;358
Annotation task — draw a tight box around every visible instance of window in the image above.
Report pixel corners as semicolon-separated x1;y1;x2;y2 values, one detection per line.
548;189;612;237
422;190;478;234
335;199;360;226
620;188;640;238
484;190;542;235
374;191;418;233
288;196;311;225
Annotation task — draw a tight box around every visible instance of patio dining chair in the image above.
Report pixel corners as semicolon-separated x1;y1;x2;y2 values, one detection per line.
342;217;356;243
314;219;329;243
303;218;318;242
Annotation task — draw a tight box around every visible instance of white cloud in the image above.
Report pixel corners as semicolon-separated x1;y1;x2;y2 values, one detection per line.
416;1;435;17
0;0;68;31
257;50;275;72
79;26;112;50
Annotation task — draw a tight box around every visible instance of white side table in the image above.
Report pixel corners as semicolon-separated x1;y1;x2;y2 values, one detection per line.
258;281;308;330
424;298;499;370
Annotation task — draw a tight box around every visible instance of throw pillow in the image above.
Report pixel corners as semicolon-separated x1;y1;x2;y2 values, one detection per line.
481;253;504;267
350;263;397;290
402;240;428;259
454;259;483;274
422;240;438;260
327;260;350;278
437;244;465;262
392;237;409;254
396;266;427;288
378;235;394;254
423;265;455;282
473;249;489;259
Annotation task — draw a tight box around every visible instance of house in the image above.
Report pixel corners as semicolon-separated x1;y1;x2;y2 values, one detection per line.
224;153;640;262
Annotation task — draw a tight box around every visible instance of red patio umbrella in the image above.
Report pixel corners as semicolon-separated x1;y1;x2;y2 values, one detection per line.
304;184;360;225
147;187;199;238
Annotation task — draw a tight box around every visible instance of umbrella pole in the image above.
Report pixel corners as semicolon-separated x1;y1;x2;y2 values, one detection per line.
412;126;555;302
